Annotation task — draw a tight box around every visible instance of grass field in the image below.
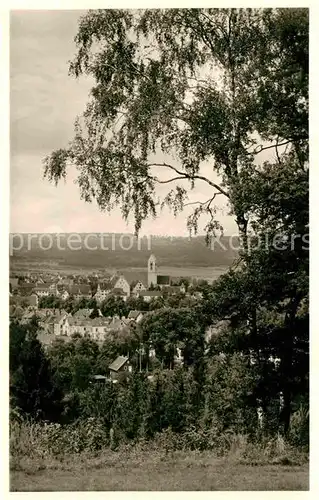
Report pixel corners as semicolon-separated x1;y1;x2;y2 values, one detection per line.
10;450;309;491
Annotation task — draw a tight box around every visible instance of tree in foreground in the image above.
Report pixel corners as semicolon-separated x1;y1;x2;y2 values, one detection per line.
43;8;308;434
44;8;308;243
10;322;62;420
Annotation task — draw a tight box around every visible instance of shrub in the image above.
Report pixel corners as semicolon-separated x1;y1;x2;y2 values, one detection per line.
10;419;308;468
289;405;309;450
10;418;111;459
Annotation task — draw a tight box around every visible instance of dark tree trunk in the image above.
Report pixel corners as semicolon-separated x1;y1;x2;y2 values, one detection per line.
280;293;302;435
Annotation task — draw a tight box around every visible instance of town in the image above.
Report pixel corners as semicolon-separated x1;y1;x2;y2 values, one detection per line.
10;254;212;361
9;7;309;492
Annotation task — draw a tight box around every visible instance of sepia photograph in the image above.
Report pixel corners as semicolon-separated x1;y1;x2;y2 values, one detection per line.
9;6;309;491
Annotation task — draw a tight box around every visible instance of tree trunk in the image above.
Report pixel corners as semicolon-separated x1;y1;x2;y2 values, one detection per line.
139;345;142;372
237;214;248;254
280;292;301;435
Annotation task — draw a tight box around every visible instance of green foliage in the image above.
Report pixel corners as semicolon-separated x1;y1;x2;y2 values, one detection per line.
10;322;62;420
139;307;205;370
77;384;117;423
9;314;309;454
100;295;127;317
39;295;63;309
69;355;93;391
12;8;309;446
43;8;308;237
126;295;149;312
95;338;119;372
10;417;308;465
47;336;99;393
10;418;110;457
204;354;258;433
289;405;309;450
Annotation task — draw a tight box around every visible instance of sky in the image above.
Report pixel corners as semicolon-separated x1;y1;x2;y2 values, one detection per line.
10;10;252;237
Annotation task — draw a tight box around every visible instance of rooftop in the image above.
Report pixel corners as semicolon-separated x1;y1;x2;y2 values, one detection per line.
138;290;162;297
109;355;129;372
128;310;143;319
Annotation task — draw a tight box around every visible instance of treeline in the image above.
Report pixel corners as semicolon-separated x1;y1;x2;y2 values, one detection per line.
9;295;308;451
10;234;237;268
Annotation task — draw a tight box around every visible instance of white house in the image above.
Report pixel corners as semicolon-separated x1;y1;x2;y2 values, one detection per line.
137;290;163;303
94;283;111;303
131;280;147;296
60;289;70;301
69;285;91;300
56;287;70;300
34;285;51;298
112;275;130;297
53;313;70;336
94;275;130;302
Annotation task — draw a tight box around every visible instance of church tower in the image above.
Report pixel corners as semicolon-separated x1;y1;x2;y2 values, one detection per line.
147;254;157;288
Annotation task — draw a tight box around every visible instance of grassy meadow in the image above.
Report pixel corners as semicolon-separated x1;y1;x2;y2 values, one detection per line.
10;449;309;491
10;421;309;491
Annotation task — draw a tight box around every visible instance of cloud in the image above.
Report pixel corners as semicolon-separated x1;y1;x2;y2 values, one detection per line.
10;10;91;156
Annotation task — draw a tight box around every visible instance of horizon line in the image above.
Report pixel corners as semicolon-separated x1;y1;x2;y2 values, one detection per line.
9;231;239;237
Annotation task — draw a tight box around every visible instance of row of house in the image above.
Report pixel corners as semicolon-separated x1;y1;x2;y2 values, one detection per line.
92;254;187;302
38;309;144;342
10;272;97;288
33;283;92;300
10;255;189;304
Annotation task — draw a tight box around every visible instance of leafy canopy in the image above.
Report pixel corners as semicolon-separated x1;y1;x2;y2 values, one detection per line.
44;8;308;238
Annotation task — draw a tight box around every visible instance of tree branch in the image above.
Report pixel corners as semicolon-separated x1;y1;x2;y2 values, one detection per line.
275;136;282;165
246;140;292;156
184;193;222;207
148;162;229;197
155;176;189;185
200;11;228;38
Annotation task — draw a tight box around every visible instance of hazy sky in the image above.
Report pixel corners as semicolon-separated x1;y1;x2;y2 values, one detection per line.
10;10;261;236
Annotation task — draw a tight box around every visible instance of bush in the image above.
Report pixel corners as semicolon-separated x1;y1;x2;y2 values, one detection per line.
10;419;309;469
10;418;111;459
289;405;309;450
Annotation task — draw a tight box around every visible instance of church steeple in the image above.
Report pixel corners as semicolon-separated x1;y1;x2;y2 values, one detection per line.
147;254;157;288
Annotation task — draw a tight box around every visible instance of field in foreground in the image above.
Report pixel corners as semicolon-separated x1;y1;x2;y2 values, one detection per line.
11;451;309;491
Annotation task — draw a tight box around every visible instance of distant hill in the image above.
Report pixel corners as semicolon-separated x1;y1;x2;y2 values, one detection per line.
10;233;239;270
